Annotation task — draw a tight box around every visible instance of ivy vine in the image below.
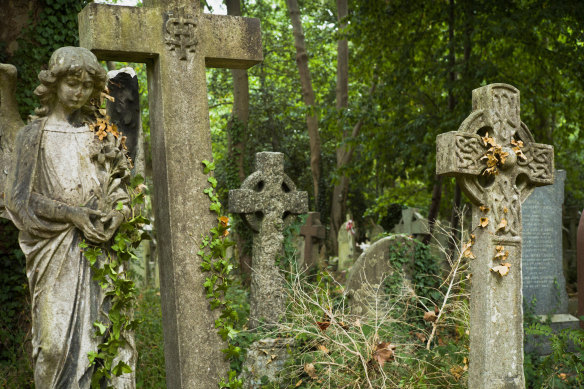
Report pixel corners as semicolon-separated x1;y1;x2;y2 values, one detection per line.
200;159;242;388
80;174;149;388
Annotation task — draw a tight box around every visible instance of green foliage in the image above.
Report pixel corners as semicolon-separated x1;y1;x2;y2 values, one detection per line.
0;220;33;388
261;266;468;388
200;160;242;388
9;0;88;119
81;175;150;388
524;317;584;387
134;288;166;387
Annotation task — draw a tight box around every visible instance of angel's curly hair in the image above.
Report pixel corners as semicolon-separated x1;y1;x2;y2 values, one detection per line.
34;46;106;118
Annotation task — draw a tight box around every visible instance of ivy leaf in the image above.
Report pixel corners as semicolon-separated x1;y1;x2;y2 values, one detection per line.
93;321;107;336
479;217;489;228
491;263;511;276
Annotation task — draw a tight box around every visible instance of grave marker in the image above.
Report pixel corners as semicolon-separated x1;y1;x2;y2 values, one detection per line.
436;83;554;388
299;212;325;270
229;152;308;328
79;1;262;386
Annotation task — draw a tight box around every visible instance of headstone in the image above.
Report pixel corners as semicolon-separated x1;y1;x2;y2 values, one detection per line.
392;207;429;237
299;212;325;270
337;215;356;272
365;222;384;242
229;152;308;328
345;235;416;316
522;171;576;320
436;83;554;388
79;1;262;386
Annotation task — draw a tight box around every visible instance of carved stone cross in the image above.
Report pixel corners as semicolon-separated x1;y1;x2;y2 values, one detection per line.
229;152;308;328
79;1;262;386
437;83;554;388
299;212;325;269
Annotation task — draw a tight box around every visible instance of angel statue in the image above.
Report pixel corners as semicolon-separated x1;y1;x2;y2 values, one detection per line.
1;47;136;388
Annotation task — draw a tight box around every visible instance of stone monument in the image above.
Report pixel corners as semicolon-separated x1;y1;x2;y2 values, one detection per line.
299;211;325;270
345;235;416;316
522;170;578;331
78;1;262;386
436;83;554;388
337;215;356;272
392;207;429;237
229;152;308;328
2;47;135;388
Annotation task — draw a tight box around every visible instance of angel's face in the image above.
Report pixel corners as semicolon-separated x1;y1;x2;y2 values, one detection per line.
56;70;94;114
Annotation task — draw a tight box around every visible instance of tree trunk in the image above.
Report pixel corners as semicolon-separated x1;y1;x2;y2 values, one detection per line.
226;0;252;276
286;0;322;209
329;0;349;255
426;0;455;243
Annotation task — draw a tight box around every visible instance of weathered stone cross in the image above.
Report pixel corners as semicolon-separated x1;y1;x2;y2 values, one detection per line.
299;212;325;269
436;83;554;388
229;152;308;328
78;1;262;386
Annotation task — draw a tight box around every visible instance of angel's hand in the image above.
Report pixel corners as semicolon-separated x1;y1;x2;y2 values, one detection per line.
69;206;107;243
101;210;125;241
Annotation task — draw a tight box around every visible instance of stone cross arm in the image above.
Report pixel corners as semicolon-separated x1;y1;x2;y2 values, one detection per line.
79;2;262;68
300;212;325;240
436;131;554;188
228;152;308;232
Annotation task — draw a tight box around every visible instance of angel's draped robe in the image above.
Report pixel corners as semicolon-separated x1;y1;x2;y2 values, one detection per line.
5;118;135;389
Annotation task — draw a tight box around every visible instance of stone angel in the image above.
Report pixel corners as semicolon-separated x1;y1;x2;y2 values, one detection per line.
1;46;136;388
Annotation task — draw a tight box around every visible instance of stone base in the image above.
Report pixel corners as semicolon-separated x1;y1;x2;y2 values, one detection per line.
240;338;294;388
525;314;580;355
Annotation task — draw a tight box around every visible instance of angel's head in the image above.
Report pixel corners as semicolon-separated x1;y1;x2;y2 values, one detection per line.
34;46;106;119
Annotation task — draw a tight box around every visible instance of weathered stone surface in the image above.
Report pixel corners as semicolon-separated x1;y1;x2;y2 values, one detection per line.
3;47;135;388
229;152;308;328
392;207;429;237
337;216;356;272
79;1;263;386
0;64;24;218
79;0;262;388
107;67;145;176
522;170;569;314
299;212;325;270
345;235;416;316
436;83;554;388
239;338;294;388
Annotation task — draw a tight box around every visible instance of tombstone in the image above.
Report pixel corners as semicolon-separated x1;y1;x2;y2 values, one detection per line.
337;215;356;272
392;207;430;237
229;152;308;328
78;1;262;386
345;235;416;316
364;222;384;242
298;212;325;270
522;170;578;330
436;83;554;388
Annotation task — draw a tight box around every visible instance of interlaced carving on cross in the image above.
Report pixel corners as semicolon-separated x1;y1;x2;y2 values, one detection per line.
229;152;308;232
165;7;198;60
437;83;554;241
300;212;325;267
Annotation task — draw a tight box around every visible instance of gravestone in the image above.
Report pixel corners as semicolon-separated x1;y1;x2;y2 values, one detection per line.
337;215;356;272
298;212;325;270
392;207;429;237
522;171;575;318
79;1;262;386
436;83;554;388
345;235;416;316
229;152;308;328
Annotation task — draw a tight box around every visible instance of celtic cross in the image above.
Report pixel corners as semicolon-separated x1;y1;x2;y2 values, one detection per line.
436;83;554;388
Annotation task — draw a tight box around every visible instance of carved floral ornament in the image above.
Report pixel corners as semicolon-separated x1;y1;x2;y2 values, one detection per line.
164;8;198;60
